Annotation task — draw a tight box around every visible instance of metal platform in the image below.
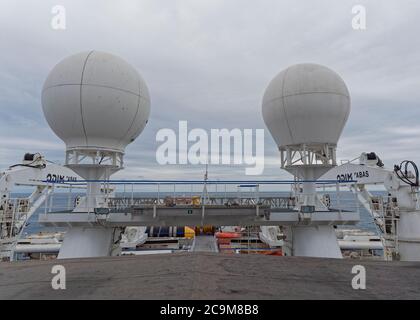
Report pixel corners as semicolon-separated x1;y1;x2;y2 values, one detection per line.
191;236;219;253
1;253;420;299
38;205;359;227
37;179;360;228
108;196;294;209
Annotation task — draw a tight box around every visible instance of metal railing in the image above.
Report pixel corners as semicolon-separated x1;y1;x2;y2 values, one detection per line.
40;179;359;215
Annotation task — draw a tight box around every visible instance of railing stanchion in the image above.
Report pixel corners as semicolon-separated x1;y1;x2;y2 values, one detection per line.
48;185;54;213
354;183;360;215
336;182;341;214
44;183;49;215
131;183;134;206
173;184;176;200
67;184;72;210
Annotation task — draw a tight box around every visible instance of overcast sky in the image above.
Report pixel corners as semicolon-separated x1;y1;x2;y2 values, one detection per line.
1;0;419;183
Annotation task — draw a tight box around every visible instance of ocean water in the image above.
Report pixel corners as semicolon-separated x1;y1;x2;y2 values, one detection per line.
15;191;380;236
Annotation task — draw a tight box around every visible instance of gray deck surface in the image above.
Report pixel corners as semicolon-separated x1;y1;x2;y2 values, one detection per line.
191;236;219;253
1;253;420;300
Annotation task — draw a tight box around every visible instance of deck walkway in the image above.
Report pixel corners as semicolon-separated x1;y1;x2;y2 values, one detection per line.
1;253;420;299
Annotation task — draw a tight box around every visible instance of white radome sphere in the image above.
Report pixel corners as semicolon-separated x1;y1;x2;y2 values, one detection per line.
262;63;350;148
42;51;151;153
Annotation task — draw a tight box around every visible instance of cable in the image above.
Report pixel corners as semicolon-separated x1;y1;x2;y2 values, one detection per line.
394;160;419;187
45;159;60;165
8;163;46;169
9;153;46;169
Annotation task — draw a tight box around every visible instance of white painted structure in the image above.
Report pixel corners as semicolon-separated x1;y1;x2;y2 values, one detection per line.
321;153;420;261
37;59;361;260
42;51;150;154
41;51;151;259
262;63;353;258
0;153;82;260
262;63;350;149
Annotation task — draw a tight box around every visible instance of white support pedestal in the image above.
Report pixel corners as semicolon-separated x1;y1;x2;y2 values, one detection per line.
385;173;420;261
58;227;115;259
282;145;346;259
289;225;342;258
57;149;122;259
398;211;420;261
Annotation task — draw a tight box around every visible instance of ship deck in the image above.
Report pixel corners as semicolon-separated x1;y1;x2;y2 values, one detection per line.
1;253;420;299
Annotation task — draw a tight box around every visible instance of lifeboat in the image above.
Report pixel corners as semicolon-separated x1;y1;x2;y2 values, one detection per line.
215;231;241;239
215;231;241;245
239;249;283;256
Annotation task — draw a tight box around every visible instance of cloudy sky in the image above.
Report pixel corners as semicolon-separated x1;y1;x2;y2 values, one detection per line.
1;0;419;183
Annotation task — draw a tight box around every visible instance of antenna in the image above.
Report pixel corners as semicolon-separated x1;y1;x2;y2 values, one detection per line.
262;63;351;258
42;51;151;258
201;163;209;204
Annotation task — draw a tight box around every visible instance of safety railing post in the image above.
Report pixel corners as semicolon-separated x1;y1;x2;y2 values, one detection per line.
48;185;54;214
123;182;126;202
44;183;49;215
131;183;134;206
336;182;341;214
67;184;72;210
10;198;16;237
353;183;359;215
